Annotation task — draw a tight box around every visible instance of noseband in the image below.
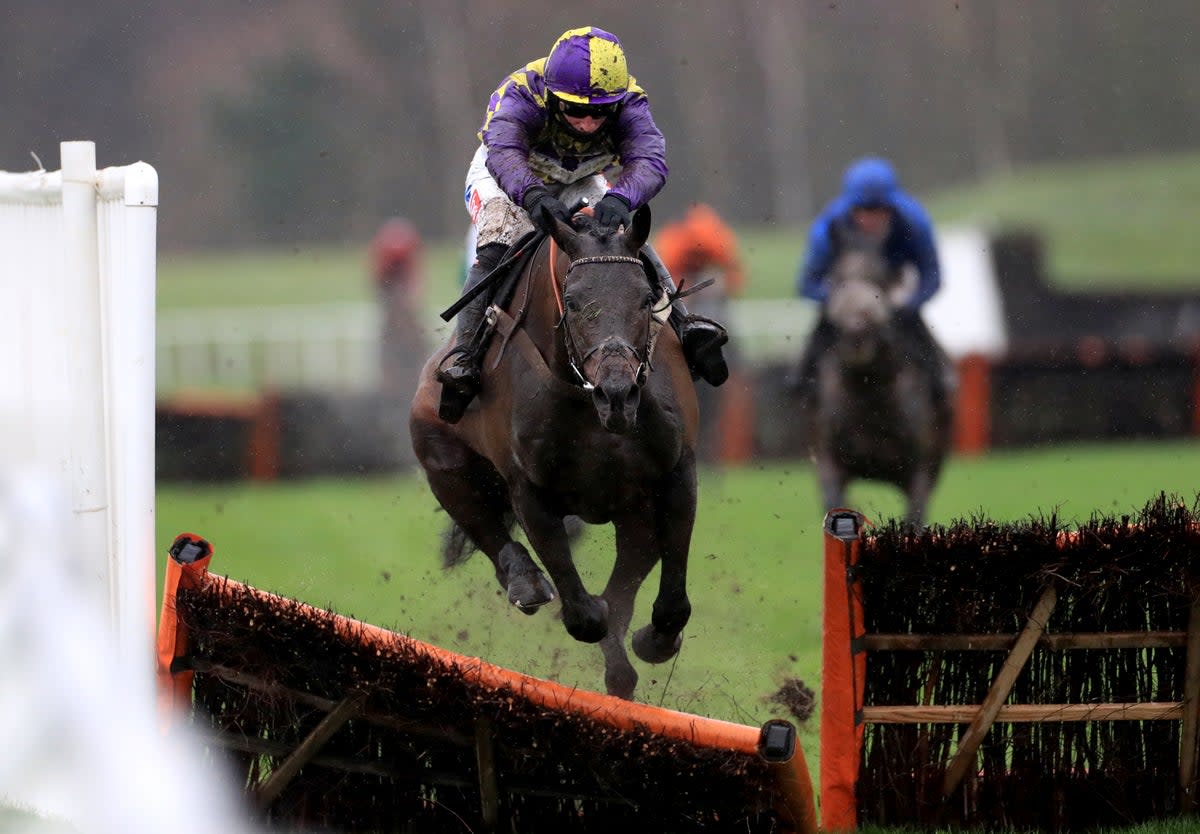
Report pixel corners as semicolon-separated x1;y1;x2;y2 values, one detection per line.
552;252;655;391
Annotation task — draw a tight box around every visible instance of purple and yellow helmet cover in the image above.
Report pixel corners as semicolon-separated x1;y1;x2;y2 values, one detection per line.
544;26;629;105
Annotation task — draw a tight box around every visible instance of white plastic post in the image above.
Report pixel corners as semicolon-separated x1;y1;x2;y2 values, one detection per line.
0;143;174;826
0;143;158;678
60;141;112;598
101;159;159;673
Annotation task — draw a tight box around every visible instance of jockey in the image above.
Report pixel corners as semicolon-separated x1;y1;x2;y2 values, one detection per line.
791;156;949;403
437;26;729;424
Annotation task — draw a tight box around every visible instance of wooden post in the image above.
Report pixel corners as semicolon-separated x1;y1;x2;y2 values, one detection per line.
953;354;991;456
247;391;281;481
155;534;214;727
1179;596;1200;812
255;692;366;809
1191;344;1200;436
941;584;1058;800
940;583;1056;801
717;369;755;465
475;717;500;831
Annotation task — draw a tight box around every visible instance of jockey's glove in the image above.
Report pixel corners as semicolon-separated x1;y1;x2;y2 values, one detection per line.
523;187;571;235
594;193;632;233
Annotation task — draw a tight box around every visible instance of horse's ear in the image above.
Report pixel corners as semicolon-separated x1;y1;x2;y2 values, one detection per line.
540;205;579;252
625;204;652;252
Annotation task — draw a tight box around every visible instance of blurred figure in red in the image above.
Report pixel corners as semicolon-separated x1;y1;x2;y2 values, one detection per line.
369;218;428;400
654;204;754;463
654;203;746;305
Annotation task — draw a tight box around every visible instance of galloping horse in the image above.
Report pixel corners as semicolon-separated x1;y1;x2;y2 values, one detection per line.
410;206;699;699
800;230;952;525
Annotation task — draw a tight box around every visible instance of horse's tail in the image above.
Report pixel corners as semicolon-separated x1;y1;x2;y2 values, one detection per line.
440;512;517;569
440;521;476;569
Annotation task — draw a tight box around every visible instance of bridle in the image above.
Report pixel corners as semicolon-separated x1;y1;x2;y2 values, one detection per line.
549;241;657;391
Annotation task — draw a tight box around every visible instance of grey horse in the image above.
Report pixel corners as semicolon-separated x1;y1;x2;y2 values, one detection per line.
799;234;953;525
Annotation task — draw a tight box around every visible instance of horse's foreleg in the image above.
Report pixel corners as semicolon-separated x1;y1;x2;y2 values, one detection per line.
632;454;696;665
513;486;608;644
600;517;664;698
904;466;937;527
411;422;554;610
815;450;848;512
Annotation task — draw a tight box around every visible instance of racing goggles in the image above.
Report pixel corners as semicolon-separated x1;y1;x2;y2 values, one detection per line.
557;99;621;119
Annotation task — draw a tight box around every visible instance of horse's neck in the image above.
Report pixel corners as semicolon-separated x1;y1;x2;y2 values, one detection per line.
839;338;900;386
519;246;573;378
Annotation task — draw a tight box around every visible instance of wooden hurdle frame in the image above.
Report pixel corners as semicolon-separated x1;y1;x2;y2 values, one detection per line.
951;346;1200;455
820;509;1200;831
157;533;819;833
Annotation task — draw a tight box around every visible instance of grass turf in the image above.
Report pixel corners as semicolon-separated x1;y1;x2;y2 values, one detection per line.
157;149;1200;311
156;439;1200;779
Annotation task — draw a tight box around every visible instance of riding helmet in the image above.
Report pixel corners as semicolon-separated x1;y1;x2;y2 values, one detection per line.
544;27;629;105
842;157;900;208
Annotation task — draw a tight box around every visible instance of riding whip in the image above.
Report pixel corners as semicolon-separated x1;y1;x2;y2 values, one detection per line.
440;198;590;322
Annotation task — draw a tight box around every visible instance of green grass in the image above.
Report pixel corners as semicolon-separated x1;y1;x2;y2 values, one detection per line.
158;242;466;312
924;150;1200;289
156;439;1200;792
158;149;1200;310
0;802;78;833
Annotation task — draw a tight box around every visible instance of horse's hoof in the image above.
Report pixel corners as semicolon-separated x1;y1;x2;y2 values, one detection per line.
605;664;638;700
632;624;683;664
564;597;609;644
508;571;555;613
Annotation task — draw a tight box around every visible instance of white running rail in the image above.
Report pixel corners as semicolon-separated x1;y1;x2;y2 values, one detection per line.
155;299;818;394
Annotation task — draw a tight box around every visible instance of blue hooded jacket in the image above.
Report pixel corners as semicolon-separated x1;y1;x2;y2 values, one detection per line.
797;157;941;308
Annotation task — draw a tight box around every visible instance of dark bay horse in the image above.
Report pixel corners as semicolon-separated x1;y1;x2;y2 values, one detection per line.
800;232;953;525
410;206;699;699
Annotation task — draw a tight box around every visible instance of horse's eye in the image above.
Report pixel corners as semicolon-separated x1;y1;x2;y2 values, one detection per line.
563;296;579;313
643;292;656;308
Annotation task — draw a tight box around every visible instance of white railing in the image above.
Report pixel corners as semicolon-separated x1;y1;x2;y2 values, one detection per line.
157;301;391;393
0;141;157;676
154;226;1001;394
156;299;817;394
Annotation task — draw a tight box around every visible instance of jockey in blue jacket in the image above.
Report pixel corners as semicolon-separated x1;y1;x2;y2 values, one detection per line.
437;26;728;423
791;156;949;403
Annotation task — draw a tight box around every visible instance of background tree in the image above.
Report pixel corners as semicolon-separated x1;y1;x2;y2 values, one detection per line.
5;0;1200;249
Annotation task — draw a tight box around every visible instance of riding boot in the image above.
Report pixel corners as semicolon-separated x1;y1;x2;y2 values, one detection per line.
788;316;836;402
895;307;954;408
641;244;730;387
436;242;506;423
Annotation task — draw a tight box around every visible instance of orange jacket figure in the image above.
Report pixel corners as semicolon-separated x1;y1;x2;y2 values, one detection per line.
653;203;745;298
368;219;427;398
655;204;754;465
370;218;423;292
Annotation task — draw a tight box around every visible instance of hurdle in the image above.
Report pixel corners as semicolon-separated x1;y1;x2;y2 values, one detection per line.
820;496;1200;830
157;533;818;832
